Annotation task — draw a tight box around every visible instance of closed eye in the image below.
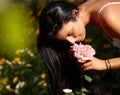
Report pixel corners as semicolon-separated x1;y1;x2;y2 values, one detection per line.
67;31;73;36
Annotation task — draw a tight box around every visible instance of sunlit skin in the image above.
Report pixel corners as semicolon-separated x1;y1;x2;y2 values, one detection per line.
55;0;120;71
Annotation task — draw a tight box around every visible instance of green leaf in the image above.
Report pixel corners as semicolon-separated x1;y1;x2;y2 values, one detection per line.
84;75;93;82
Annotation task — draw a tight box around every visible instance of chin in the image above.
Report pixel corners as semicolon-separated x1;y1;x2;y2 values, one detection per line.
81;38;85;42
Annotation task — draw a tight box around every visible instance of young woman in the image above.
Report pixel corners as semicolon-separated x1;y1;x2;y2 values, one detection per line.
37;0;120;94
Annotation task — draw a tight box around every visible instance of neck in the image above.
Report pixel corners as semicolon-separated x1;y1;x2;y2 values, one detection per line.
78;3;91;25
78;0;99;25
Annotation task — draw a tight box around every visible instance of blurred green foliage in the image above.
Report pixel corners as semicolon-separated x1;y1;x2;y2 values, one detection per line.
0;49;48;95
0;0;119;95
0;5;35;57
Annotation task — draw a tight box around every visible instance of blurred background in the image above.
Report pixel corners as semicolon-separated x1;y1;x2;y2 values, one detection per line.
0;0;119;95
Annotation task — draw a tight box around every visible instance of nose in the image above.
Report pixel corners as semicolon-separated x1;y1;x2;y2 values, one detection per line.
66;38;76;45
68;40;75;44
66;37;81;44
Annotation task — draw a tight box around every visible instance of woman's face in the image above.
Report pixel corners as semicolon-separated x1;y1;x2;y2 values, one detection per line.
55;19;86;44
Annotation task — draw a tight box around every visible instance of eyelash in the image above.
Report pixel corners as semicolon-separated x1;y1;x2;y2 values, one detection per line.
67;31;73;36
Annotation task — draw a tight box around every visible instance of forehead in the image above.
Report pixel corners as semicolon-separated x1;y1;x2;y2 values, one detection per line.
55;22;73;40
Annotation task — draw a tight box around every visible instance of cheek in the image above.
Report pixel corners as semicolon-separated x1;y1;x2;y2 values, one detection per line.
78;24;85;35
75;27;83;35
80;27;86;40
78;21;85;31
76;26;86;41
82;32;86;41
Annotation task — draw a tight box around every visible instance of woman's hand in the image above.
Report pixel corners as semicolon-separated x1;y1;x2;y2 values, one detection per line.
77;57;107;71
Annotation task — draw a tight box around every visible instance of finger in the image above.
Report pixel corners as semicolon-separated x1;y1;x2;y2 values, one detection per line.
81;63;94;71
78;64;91;71
83;66;94;71
81;62;91;68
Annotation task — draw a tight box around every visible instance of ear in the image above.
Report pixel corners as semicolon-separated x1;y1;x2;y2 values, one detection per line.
72;9;79;16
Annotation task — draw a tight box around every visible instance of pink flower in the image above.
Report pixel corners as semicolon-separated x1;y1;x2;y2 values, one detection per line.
70;43;96;63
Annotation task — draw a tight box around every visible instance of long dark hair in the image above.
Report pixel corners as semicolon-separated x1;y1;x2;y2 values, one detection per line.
37;1;82;95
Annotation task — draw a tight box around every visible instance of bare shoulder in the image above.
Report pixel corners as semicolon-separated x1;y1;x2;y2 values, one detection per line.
101;3;120;36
